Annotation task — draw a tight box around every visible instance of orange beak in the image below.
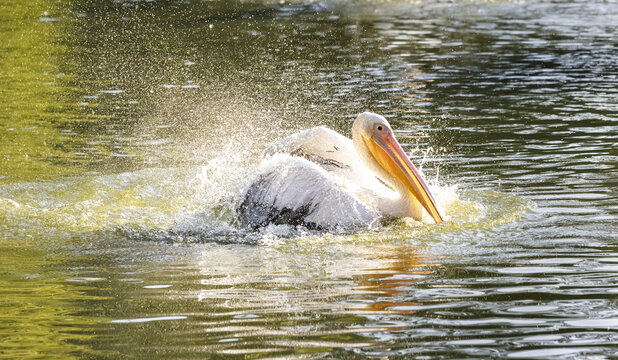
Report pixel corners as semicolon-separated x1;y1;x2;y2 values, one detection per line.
363;129;443;224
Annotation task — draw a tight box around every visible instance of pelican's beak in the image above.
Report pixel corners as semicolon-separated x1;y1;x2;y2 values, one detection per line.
363;130;443;224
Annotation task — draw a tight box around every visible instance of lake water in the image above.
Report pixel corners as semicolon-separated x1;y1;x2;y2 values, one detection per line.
1;0;616;358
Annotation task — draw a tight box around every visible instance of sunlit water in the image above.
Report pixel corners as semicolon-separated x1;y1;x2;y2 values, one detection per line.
1;0;616;358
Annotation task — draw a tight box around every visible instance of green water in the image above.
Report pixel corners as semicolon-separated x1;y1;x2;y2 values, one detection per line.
1;0;616;358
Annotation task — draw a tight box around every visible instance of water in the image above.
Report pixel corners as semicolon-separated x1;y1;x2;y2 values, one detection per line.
1;0;616;358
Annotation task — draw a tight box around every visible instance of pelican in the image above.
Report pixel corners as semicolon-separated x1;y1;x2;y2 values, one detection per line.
239;112;443;230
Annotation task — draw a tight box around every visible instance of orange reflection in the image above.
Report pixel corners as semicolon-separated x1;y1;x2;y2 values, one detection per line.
351;246;437;315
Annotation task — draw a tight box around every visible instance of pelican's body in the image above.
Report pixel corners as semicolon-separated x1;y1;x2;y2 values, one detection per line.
239;112;443;230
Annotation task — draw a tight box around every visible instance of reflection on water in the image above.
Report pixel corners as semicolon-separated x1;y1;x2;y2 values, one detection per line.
347;248;436;315
1;0;617;358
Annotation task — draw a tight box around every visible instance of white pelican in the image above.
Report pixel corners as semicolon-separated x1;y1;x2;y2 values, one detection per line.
239;112;443;230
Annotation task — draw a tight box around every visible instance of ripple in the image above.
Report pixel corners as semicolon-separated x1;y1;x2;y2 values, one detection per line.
111;316;187;324
495;267;576;275
507;305;559;314
448;339;496;345
565;318;618;329
436;318;548;327
143;284;172;289
508;347;596;359
518;334;563;343
66;277;106;282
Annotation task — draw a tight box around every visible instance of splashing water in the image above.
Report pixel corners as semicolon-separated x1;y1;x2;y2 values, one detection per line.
0;136;532;247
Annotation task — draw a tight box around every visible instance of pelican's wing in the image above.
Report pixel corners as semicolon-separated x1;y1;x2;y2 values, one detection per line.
265;126;361;176
264;126;392;198
239;154;378;230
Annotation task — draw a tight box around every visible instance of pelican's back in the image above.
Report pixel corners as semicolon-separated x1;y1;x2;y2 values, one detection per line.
239;153;377;230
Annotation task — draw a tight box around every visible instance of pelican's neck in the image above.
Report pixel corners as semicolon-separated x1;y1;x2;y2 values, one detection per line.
351;127;424;221
376;179;424;221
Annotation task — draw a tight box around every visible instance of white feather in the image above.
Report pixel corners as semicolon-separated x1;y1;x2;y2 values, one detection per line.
240;154;378;229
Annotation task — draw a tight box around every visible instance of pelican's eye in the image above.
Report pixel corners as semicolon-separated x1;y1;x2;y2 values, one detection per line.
377;126;383;131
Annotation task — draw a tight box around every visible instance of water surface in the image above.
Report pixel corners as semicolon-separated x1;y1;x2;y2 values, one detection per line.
1;0;616;358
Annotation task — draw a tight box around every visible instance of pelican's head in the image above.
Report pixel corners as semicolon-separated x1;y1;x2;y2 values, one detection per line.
352;112;443;224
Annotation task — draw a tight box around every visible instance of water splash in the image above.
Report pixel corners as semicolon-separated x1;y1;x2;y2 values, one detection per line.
0;86;532;245
0;156;532;246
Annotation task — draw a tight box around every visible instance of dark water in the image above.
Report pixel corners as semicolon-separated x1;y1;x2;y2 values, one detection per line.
1;0;616;358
